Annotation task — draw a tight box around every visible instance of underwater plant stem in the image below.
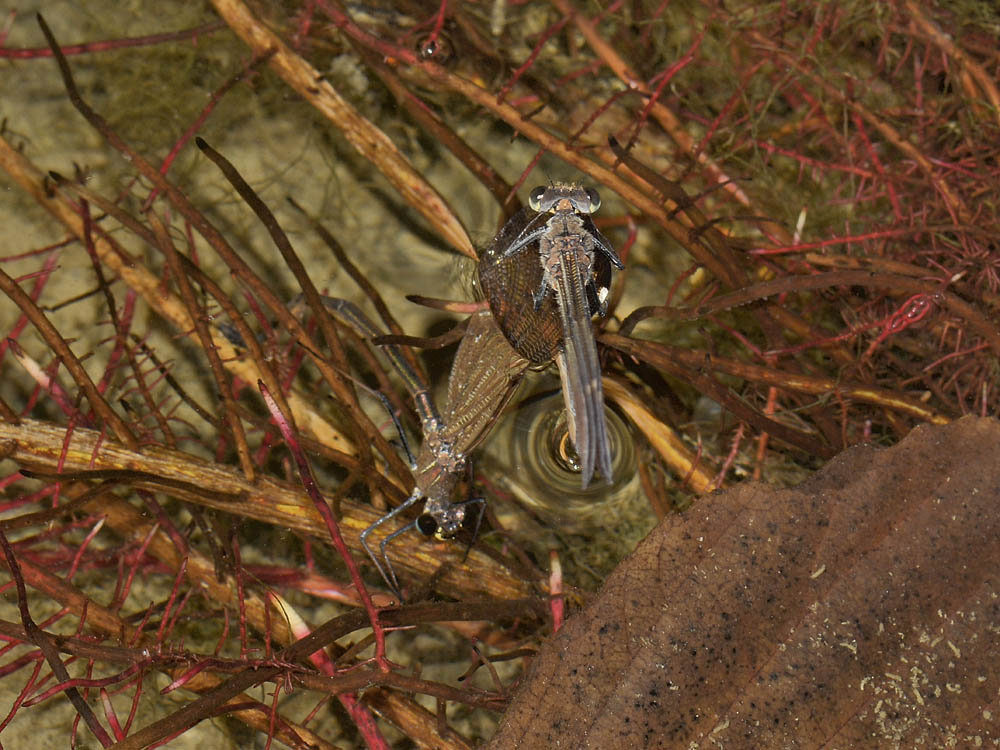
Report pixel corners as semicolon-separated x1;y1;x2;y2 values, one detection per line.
209;0;476;258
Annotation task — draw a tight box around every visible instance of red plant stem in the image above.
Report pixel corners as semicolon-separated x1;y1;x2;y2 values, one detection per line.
849;102;903;221
627;35;702;151
713;423;744;489
155;558;188;644
6;339;76;418
114;523;159;611
66;520;104;580
100;689;126;741
692;59;767;162
0;659;43;732
147;50;273;206
24;664;143;706
496;14;569;105
509;146;548;206
341;692;391;750
0;264;136;445
422;0;449;48
764;316;882;357
568;87;631;146
257;381;392;671
121;672;144;736
0;529;114;746
0;250;61;361
0;21;225;58
548;59;603;92
127;605;156;651
752;138;876;179
923;342;989;372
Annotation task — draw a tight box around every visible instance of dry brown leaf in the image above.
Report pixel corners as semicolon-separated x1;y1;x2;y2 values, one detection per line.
487;417;1000;749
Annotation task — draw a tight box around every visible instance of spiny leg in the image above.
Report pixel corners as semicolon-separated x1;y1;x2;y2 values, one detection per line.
360;489;423;597
454;495;487;563
375;391;416;469
501;225;547;259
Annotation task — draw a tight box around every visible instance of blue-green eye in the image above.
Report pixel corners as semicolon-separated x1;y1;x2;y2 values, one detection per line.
528;186;546;211
585;188;601;212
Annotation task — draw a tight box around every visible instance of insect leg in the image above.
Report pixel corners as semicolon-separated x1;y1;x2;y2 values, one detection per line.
360;489;423;596
319;297;443;435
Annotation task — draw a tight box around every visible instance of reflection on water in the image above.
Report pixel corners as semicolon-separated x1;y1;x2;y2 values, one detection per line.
484;382;639;531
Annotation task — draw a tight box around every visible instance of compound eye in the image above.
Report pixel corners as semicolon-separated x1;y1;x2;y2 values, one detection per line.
417;513;438;536
416;514;438;537
585;187;601;212
528;186;546;211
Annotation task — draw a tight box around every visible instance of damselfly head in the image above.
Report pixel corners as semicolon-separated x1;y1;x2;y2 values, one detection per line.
420;500;468;540
528;184;601;214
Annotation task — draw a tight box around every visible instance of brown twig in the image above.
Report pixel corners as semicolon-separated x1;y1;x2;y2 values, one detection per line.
208;0;476;258
0;419;536;601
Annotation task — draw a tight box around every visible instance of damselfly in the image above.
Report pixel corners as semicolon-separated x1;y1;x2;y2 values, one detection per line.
326;300;528;594
479;184;623;487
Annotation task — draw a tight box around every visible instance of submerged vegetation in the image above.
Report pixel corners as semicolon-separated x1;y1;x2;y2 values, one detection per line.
0;1;997;746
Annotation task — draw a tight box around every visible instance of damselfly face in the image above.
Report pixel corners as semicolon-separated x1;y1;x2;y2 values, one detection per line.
527;184;602;214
